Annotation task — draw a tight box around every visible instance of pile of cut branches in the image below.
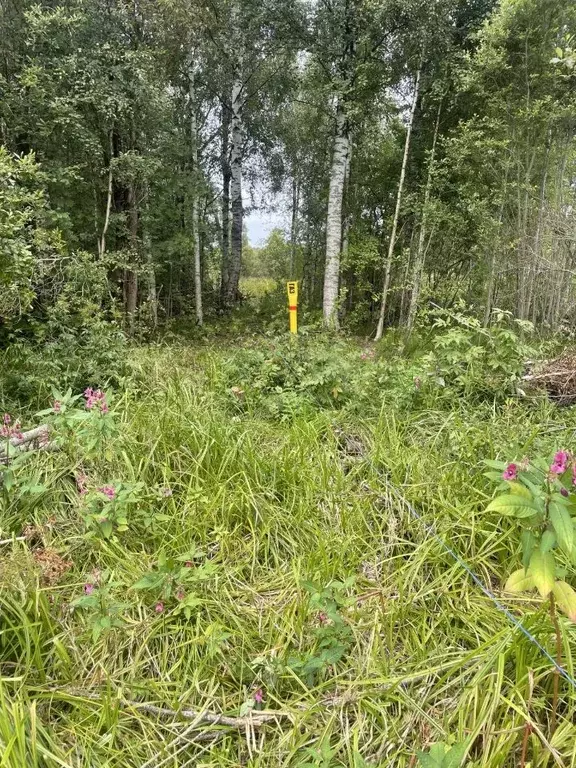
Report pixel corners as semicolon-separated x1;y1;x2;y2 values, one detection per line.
523;351;576;405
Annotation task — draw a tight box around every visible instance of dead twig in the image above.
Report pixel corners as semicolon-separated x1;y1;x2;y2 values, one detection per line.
53;688;293;729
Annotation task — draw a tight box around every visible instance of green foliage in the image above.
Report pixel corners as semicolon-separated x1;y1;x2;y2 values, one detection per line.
224;335;362;418
422;308;534;401
287;579;355;687
0;148;63;321
485;451;576;621
416;742;468;768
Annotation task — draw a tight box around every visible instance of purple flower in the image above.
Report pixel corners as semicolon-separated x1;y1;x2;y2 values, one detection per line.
503;463;518;481
253;688;264;704
3;413;11;425
155;601;164;613
561;488;570;498
84;583;94;595
318;611;328;625
53;400;61;413
98;485;116;500
551;451;569;475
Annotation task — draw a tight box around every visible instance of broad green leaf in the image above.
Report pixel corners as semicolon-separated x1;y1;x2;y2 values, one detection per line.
484;460;507;471
428;744;448;762
133;573;164;590
486;494;540;518
521;530;535;569
484;471;505;482
444;742;468;768
553;581;576;622
416;747;444;768
504;568;535;593
100;520;113;538
540;529;557;554
507;481;532;499
549;502;574;555
529;550;555;597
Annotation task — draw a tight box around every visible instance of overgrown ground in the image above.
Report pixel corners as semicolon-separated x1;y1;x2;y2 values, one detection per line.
1;324;576;767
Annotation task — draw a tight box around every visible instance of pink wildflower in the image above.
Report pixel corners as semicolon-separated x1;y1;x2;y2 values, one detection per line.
98;485;116;500
176;587;185;601
253;688;264;704
53;400;61;413
318;611;328;625
84;583;94;595
503;463;518;481
572;464;576;487
155;601;164;613
3;414;11;425
551;451;569;475
184;561;193;568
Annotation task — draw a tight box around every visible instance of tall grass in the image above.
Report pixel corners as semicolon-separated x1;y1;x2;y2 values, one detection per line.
1;342;575;766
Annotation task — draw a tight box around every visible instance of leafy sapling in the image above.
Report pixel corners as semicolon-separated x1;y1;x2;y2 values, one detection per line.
132;550;218;619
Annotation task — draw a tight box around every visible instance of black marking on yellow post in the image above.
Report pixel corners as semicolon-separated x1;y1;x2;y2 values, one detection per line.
287;281;298;334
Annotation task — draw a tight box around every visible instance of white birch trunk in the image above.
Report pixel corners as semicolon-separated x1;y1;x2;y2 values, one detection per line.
322;102;349;329
375;66;421;341
406;100;440;333
220;104;231;302
225;72;244;305
189;63;203;325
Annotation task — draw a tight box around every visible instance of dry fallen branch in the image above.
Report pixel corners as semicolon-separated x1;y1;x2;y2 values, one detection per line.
0;424;57;463
523;352;576;405
56;689;293;730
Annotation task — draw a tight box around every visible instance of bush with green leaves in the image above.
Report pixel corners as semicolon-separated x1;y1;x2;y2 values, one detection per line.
223;335;362;418
422;308;535;402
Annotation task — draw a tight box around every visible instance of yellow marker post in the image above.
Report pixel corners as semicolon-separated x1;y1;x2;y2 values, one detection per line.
287;281;298;334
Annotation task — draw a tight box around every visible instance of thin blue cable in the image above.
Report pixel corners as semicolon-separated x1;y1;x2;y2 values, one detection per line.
382;478;576;691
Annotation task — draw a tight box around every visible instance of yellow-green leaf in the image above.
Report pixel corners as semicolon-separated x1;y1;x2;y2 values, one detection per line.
553;581;576;622
504;568;535;593
486;494;540;518
507;482;532;499
529;550;555;597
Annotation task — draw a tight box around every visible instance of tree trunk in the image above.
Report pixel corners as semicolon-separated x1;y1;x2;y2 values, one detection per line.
406;101;440;334
220;102;231;304
189;62;203;325
224;70;244;306
99;129;114;258
290;175;299;279
322;101;350;329
375;66;421;341
143;214;157;329
125;182;139;334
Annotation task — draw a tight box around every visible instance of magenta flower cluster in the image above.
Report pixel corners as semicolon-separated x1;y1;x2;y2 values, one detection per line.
503;450;576;486
84;388;109;414
1;414;23;440
98;485;116;500
503;463;518;481
550;450;569;475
